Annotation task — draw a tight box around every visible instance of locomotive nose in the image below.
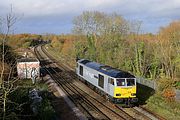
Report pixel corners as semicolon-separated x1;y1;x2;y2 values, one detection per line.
115;87;136;98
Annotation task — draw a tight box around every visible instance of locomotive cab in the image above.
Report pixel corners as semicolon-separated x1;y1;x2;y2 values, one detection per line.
113;78;138;104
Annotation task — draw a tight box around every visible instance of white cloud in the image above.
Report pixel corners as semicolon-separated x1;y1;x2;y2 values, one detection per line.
1;0;180;33
0;0;120;17
1;0;180;19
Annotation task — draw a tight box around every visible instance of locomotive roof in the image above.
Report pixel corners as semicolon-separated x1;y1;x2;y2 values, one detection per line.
79;59;135;78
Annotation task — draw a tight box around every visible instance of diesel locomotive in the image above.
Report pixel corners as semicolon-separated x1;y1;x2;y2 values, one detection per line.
76;59;138;105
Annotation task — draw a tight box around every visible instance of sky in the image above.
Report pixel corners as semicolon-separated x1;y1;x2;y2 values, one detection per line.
0;0;180;34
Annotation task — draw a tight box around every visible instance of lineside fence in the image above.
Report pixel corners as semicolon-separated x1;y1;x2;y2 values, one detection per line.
136;77;157;90
175;89;180;101
136;77;180;101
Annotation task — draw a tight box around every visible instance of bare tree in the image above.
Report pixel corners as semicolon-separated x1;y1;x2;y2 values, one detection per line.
0;6;18;120
72;11;130;37
72;11;107;35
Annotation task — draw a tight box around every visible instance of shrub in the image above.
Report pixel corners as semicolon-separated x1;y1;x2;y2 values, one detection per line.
162;88;175;101
157;78;174;92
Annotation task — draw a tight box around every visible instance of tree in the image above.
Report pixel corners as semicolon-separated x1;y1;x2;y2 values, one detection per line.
72;11;131;64
86;34;96;61
72;11;107;35
0;7;19;120
158;21;180;79
73;11;130;37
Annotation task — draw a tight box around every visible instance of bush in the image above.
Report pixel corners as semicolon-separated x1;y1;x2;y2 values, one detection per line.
162;88;175;101
157;78;174;92
174;81;180;89
2;79;54;120
38;99;55;120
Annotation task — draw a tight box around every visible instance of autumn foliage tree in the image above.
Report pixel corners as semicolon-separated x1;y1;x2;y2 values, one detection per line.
49;11;180;98
158;21;180;79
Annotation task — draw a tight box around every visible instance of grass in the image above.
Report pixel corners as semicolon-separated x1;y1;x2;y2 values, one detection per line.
174;81;180;89
145;94;180;120
46;44;76;68
46;44;61;60
137;83;180;120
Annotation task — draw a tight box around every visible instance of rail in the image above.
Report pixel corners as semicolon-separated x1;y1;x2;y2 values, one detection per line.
34;45;166;120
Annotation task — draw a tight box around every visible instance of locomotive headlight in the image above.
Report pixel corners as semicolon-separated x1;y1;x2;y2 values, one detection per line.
116;93;121;96
131;93;136;96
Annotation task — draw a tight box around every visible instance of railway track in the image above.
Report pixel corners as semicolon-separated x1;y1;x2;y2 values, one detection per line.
35;45;135;120
34;45;165;120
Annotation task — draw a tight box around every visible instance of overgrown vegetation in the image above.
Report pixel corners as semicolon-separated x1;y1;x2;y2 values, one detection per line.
1;79;55;120
46;11;180;119
146;94;180;120
48;11;180;86
0;9;52;119
6;34;45;49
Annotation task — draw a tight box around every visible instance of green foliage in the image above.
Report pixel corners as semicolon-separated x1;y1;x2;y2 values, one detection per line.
4;34;44;49
0;44;17;64
22;41;31;48
146;94;180;120
174;81;180;89
75;40;87;59
50;37;64;53
86;34;96;61
157;78;174;92
0;87;31;119
30;39;42;47
0;79;53;120
38;99;55;120
134;41;144;76
8;88;29;104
